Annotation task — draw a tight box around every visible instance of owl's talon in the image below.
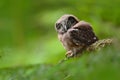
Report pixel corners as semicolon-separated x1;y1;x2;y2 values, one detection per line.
65;51;74;58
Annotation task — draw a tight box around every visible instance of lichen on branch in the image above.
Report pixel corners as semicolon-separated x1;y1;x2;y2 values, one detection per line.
86;39;112;51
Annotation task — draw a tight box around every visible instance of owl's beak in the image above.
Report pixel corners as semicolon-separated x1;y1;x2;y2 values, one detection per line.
64;25;67;32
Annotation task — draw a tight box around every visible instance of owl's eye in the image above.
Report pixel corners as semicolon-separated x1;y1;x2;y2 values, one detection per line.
56;23;62;29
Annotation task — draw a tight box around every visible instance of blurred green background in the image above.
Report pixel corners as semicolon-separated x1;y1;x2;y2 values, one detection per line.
0;0;120;80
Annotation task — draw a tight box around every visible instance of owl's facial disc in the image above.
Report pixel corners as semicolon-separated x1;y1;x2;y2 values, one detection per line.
55;14;79;34
56;23;67;34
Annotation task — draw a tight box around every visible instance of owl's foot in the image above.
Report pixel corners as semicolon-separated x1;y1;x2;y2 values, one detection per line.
66;51;83;58
65;51;74;58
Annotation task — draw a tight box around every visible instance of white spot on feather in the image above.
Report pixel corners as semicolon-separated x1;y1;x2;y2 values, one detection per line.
93;37;96;40
88;40;91;42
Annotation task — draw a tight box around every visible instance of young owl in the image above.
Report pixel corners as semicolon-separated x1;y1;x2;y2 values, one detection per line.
55;14;98;58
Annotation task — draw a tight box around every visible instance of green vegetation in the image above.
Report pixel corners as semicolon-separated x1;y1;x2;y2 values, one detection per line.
0;0;120;80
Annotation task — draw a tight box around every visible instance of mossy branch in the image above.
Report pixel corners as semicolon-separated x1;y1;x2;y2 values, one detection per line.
86;39;112;51
58;39;113;64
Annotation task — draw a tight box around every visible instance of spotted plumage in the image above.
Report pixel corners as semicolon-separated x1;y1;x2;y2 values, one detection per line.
55;14;98;58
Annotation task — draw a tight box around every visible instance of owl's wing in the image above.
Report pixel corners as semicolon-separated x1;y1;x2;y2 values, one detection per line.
68;22;98;46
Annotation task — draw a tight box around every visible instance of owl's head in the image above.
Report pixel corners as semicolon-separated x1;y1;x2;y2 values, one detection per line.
55;14;79;34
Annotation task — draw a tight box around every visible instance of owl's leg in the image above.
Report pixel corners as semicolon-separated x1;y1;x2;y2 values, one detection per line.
75;49;84;57
72;48;78;57
72;48;84;57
